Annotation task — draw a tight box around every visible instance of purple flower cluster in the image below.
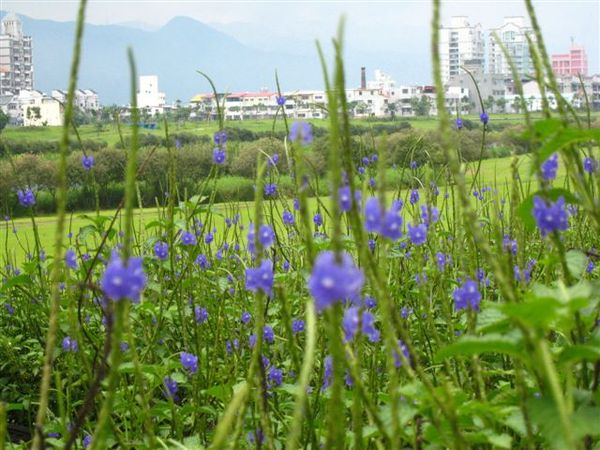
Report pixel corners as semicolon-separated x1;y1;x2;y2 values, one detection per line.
453;279;481;312
213;130;227;165
342;306;380;343
308;251;364;312
81;154;95;171
364;197;403;241
181;351;198;373
245;259;274;296
17;188;36;207
532;196;569;236
62;336;78;353
289;121;313;146
154;241;169;261
65;249;78;269
100;252;147;303
541;153;558;181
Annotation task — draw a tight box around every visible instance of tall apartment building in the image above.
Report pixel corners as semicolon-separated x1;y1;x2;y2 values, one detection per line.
439;16;484;83
488;16;535;76
552;43;588;76
0;12;33;96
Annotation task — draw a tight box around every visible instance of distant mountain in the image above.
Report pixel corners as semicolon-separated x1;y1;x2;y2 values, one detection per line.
4;12;430;104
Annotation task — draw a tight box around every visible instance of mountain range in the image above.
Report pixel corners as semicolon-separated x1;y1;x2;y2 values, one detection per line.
4;12;431;105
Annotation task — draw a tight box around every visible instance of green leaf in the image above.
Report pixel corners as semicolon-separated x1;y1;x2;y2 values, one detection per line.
1;273;32;292
537;126;600;163
435;333;522;363
559;344;600;365
565;250;589;280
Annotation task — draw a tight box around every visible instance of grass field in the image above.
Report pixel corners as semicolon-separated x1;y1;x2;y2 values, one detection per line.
1;113;556;147
1;153;545;263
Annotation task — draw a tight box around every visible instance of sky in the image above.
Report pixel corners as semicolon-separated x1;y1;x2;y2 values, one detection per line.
2;0;599;75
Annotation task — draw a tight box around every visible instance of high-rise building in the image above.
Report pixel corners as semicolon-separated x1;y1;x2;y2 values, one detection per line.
488;17;535;76
439;16;485;83
0;12;33;96
552;43;588;76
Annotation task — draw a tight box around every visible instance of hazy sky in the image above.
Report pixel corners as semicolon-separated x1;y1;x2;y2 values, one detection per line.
3;0;600;73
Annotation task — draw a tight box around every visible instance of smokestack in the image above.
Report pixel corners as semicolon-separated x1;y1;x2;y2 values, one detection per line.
360;67;366;90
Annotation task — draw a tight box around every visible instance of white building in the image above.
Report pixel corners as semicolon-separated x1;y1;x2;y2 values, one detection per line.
52;89;99;112
16;89;63;126
136;75;165;115
439;16;484;84
0;12;34;96
488;17;535;77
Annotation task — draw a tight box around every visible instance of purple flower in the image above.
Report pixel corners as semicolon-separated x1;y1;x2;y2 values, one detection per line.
292;319;305;334
338;185;352;212
65;249;77;269
213;130;227;145
81;154;94;170
100;253;146;303
393;341;410;368
381;202;403;241
163;376;178;400
420;205;439;227
343;306;380;343
436;252;447;270
195;254;210;269
455;118;463;129
364;197;383;233
358;166;366;175
480;112;489;125
289;121;313;146
181;351;198;373
268;366;283;386
583;157;598;173
83;435;92;450
409;189;420;205
313;213;323;227
282;210;295;225
541;153;558;181
247;429;264;446
17;188;36;207
195;306;208;324
293;198;300;211
276;95;286;106
407;223;427;245
532;196;569;236
269;153;279;166
264;325;274;343
410;160;418;170
259;224;275;248
181;231;197;246
368;239;376;252
245;259;274;296
175;139;182;150
154;241;169;261
264;183;277;197
62;336;78;353
308;251;364;312
502;235;517;256
586;260;594;273
241;311;251;324
453;279;481;312
322;355;333;390
213;147;226;165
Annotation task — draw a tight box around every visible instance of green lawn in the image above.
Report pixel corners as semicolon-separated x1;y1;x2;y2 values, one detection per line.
0;153;548;264
2;113;563;147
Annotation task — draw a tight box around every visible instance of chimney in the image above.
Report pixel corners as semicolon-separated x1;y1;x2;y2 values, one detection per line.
360;67;366;90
